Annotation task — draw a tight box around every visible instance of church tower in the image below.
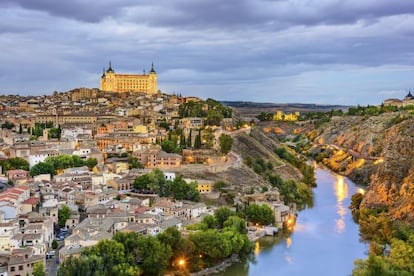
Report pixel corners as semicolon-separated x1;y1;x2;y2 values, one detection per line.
148;63;158;94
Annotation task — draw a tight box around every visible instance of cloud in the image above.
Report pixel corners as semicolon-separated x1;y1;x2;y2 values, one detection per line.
0;1;413;105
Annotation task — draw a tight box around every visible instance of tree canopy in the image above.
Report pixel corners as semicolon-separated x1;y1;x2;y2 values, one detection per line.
0;157;29;173
246;203;275;226
133;170;200;201
58;205;71;228
30;155;98;176
219;134;233;155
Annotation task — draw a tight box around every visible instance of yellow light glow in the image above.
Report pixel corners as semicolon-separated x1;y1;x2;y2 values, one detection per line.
254;241;260;256
373;158;384;165
177;258;186;267
357;188;365;195
334;175;348;203
334;175;348;234
286;237;292;248
354;158;365;168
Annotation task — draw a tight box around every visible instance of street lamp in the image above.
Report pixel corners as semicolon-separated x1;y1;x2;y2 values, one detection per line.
177;258;186;269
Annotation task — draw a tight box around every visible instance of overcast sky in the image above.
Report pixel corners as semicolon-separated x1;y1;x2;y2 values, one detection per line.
1;0;414;105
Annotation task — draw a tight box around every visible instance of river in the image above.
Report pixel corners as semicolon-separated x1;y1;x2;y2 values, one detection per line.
218;167;368;276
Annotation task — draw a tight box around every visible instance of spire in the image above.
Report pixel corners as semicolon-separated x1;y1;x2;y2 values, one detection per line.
101;67;106;78
150;62;156;73
107;61;114;73
143;69;146;75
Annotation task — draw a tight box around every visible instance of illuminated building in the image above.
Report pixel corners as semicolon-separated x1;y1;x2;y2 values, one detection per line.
100;62;157;94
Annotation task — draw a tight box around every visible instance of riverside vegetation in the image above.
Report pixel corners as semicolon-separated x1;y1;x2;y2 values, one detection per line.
58;207;253;276
254;104;414;274
298;105;414;275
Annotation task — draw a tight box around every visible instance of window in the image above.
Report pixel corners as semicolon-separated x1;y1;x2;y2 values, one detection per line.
19;265;23;270
10;266;15;272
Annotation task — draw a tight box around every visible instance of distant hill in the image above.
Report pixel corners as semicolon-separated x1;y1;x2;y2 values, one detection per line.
221;101;350;116
221;101;349;110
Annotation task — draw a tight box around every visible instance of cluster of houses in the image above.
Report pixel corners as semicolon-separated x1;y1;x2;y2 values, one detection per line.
0;89;296;274
0;163;213;274
0;185;53;275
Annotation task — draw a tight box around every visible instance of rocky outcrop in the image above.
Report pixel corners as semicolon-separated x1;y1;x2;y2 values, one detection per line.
363;119;414;223
314;112;414;224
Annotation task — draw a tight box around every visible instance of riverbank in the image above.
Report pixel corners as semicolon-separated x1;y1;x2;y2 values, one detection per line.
191;255;241;276
216;167;367;276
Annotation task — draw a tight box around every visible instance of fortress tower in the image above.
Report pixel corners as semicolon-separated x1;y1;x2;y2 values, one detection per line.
100;62;157;94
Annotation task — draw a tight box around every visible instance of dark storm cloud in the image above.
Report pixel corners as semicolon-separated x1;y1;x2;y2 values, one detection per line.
120;0;414;31
2;0;139;22
6;0;414;28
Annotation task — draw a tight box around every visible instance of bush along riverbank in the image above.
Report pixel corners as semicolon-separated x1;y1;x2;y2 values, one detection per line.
350;193;414;275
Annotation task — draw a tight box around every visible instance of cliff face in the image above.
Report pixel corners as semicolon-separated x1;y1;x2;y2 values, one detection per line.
314;113;414;224
365;118;414;222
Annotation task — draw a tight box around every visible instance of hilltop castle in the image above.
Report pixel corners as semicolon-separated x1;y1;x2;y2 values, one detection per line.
383;91;414;107
100;62;157;94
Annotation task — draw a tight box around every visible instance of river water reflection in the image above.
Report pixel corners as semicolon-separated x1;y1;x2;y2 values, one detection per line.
218;168;367;276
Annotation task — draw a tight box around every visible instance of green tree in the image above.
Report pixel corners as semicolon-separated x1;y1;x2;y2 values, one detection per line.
127;156;144;169
205;110;223;126
268;173;284;187
388;237;414;272
30;161;55;177
52;239;58;249
187;129;192;148
33;262;45;276
72;155;85;167
161;140;180;153
112;264;142;276
203;128;215;149
194;130;202;149
169;177;200;202
1;121;15;130
58;205;71;228
133;173;152;191
300;164;316;187
83;239;126;274
0;157;30;172
223;215;247;234
179;133;186;149
246;204;274;225
189;229;232;260
221;228;246;254
137;235;172;276
49;127;61;139
219;134;233;155
201;215;218;229
46;155;74;170
350;193;364;222
133;169;168;196
157;227;181;249
113;232;141;263
353;255;391;276
85;158;98;170
214;207;236;229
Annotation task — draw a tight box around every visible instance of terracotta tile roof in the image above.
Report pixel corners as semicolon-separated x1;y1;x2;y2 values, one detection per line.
22;197;40;205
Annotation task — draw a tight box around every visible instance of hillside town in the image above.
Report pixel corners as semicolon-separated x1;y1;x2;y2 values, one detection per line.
0;85;296;275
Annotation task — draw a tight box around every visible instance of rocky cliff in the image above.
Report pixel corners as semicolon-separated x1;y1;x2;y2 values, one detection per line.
314;112;414;224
